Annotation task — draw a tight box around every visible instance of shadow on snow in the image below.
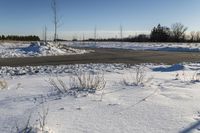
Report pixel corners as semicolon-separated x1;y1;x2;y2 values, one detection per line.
180;120;200;133
152;64;184;72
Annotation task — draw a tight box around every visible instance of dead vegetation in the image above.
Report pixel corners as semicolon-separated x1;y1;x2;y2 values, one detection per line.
0;80;8;90
123;65;149;86
49;72;106;97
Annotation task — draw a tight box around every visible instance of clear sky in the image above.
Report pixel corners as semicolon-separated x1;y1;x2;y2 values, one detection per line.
0;0;200;39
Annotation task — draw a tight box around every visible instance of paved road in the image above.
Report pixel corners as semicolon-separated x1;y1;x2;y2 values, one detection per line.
0;48;200;67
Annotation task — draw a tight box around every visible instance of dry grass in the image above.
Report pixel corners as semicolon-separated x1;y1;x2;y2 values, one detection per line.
49;78;68;95
13;103;51;133
191;71;200;83
0;80;8;90
68;72;106;97
123;65;146;86
48;72;106;97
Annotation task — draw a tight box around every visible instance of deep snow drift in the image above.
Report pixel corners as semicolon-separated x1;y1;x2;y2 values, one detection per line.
0;42;91;58
0;63;200;133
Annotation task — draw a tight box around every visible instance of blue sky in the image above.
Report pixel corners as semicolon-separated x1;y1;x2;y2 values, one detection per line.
0;0;200;39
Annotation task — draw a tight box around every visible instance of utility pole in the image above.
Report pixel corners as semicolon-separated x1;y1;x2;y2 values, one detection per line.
120;24;123;42
82;33;85;44
94;26;97;44
51;0;60;44
44;26;47;44
83;33;85;41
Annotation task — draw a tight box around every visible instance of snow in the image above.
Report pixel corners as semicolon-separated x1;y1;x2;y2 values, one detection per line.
1;41;200;132
152;64;185;72
63;41;200;52
0;63;200;133
0;42;91;58
1;41;200;58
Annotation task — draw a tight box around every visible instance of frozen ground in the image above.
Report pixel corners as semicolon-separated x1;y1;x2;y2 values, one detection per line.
64;41;200;52
0;42;91;58
0;63;200;133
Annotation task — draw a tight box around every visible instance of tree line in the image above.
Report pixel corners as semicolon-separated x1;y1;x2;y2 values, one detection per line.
86;34;150;42
150;23;188;42
0;35;40;41
85;23;200;43
49;0;199;43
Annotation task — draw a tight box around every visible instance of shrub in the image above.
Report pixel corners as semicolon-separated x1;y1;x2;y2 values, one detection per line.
68;72;106;97
123;65;146;86
48;78;68;95
14;104;51;133
48;72;106;97
191;71;200;83
37;104;49;133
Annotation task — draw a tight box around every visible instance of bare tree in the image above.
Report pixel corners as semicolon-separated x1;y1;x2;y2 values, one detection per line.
196;31;200;42
171;23;187;41
72;35;78;42
82;33;85;41
190;31;196;41
43;26;47;44
51;0;61;43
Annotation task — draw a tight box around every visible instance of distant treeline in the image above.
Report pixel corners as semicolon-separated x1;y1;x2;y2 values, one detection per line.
2;23;200;43
85;23;200;43
0;35;40;41
86;34;150;42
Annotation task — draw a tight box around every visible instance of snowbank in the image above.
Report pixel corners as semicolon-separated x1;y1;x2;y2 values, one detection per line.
0;42;91;58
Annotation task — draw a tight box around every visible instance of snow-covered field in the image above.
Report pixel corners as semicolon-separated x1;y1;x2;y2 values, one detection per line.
1;41;200;59
64;41;200;52
1;42;200;133
0;42;90;58
0;63;200;133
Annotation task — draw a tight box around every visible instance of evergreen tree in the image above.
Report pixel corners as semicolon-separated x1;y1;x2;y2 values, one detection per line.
150;24;171;42
2;35;5;40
